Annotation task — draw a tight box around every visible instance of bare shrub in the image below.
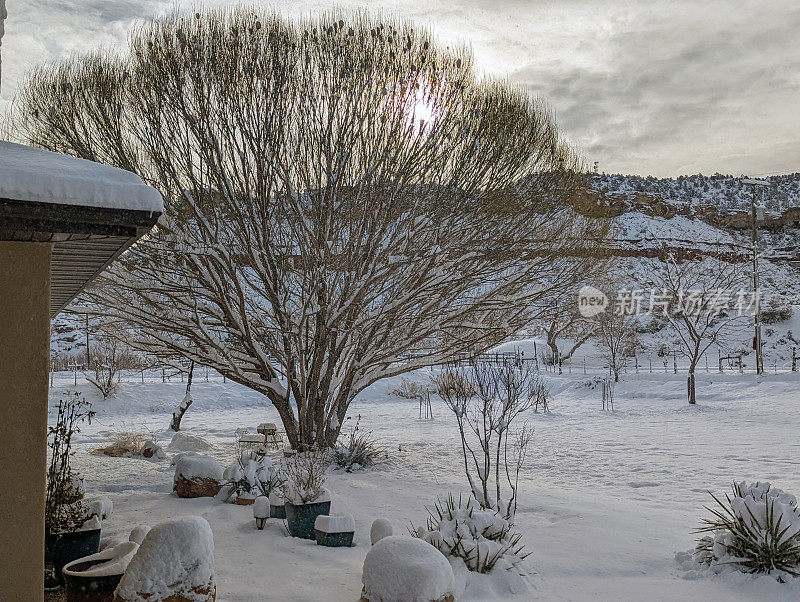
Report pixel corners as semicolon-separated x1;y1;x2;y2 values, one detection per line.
389;378;426;399
85;336;137;399
434;361;539;519
282;448;330;504
432;370;475;398
332;415;387;471
94;427;149;457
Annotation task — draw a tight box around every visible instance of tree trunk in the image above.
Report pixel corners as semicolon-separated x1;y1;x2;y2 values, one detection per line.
687;366;696;405
170;360;194;431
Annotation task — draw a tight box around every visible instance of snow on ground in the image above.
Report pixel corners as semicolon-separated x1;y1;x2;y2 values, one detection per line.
50;362;800;601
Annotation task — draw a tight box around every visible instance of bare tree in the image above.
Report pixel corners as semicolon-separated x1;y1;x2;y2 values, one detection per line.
13;9;605;448
644;254;747;404
170;360;195;431
540;300;597;372
433;361;544;519
85;335;138;399
595;309;638;383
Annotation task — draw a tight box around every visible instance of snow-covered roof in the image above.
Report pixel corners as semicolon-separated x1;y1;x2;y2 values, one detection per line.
0;141;163;213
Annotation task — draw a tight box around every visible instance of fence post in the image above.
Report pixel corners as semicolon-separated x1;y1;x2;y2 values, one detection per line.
649;353;652;373
793;347;797;372
583;356;586;375
162;367;165;383
673;353;677;374
635;352;639;374
705;355;708;373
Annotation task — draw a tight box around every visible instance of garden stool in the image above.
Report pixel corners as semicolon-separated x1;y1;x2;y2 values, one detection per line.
257;423;283;450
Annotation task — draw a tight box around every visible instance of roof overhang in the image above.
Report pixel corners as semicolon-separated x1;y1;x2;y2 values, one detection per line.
0;142;163;317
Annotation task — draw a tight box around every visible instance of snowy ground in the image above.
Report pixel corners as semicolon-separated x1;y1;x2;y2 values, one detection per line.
51;360;800;601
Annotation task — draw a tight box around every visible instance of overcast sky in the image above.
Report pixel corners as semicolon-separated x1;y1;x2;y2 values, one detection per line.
1;0;798;177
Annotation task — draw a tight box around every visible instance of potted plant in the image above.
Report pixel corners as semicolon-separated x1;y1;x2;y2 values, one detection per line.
45;393;99;586
282;449;331;539
222;451;283;506
253;496;270;529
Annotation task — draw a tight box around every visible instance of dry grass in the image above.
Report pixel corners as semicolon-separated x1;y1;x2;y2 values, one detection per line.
94;426;150;457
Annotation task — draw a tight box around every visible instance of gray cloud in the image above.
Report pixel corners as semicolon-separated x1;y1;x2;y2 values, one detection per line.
1;0;798;177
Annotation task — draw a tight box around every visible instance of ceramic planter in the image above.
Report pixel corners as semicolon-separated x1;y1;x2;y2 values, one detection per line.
235;494;256;506
315;530;354;547
284;500;331;539
62;556;124;602
270;503;286;519
51;528;102;584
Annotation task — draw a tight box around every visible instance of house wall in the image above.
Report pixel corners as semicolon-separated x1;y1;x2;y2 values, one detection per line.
0;241;51;600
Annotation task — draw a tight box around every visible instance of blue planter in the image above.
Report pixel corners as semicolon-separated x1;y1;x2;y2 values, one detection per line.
52;528;101;584
285;500;330;539
315;530;354;547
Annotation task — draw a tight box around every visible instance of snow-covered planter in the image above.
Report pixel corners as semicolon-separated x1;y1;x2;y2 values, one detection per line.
691;481;800;577
315;514;355;547
222;453;282;504
254;496;270;529
63;541;138;601
285;488;332;540
414;494;529;576
269;491;286;519
113;516;215;602
173;454;223;498
361;536;455;602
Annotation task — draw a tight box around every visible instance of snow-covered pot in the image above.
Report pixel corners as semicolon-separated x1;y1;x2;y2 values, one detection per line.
285;493;331;540
253;496;270;529
269;492;286;519
52;527;102;585
62;542;138;602
314;514;355;548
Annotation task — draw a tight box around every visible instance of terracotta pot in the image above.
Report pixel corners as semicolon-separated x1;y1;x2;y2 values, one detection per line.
235;496;255;506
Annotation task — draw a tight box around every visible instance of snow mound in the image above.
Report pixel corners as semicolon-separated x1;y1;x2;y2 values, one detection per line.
315;514;355;534
63;541;139;578
370;518;393;545
174;454;223;482
253;496;270;519
362;536;455;602
85;495;113;519
167;432;214;452
115;516;215;602
129;525;151;545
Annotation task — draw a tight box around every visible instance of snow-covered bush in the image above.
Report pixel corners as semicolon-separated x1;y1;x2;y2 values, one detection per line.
282;448;329;505
222;453;283;502
413;494;529;575
332;415;387;472
695;481;800;576
362;536;455;602
114;516;215;602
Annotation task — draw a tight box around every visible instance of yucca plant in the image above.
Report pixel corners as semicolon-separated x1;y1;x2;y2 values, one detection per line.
696;481;800;576
412;493;530;574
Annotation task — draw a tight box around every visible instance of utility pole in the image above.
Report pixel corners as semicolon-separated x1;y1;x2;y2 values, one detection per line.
741;177;770;375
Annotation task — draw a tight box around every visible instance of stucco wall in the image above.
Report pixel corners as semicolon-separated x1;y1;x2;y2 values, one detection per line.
0;241;51;600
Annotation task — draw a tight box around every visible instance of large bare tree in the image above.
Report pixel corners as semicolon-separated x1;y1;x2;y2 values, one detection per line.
13;9;605;448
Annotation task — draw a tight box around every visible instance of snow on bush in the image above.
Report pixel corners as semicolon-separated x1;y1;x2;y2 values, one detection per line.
85;495;113;519
371;518;393;545
253;496;270;520
362;536;455;602
282;449;329;505
689;481;800;578
332;415;387;472
413;494;529;576
114;516;215;602
222;453;282;502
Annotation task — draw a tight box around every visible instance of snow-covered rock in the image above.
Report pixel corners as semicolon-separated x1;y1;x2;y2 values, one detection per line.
173;455;223;498
114;516;215;602
141;440;164;460
85;495;113;519
64;541;139;578
361;536;455;602
315;514;355;534
370;518;393;545
167;432;214;453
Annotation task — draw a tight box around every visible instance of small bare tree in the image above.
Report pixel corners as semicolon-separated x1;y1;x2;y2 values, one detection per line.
595;309;638;383
644;254;747;404
434;361;544;519
14;8;606;449
541;300;597;372
85;336;137;399
170;360;195;431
